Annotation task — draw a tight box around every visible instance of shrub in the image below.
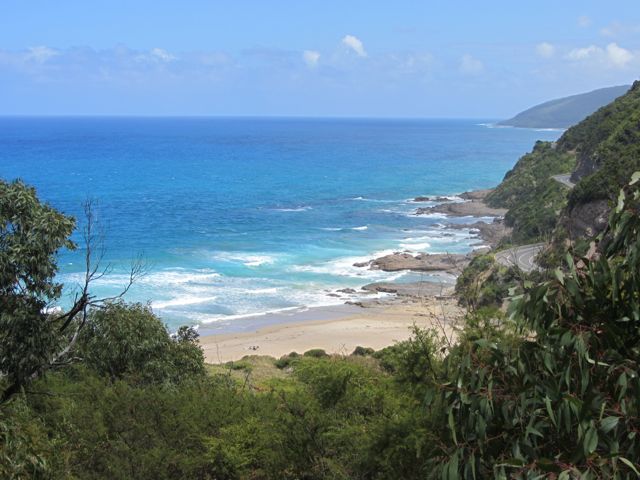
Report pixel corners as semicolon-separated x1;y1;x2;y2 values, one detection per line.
352;346;375;356
303;348;328;358
78;301;205;384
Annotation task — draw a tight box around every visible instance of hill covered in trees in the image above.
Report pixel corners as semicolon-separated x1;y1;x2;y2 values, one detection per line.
486;81;640;245
499;84;629;129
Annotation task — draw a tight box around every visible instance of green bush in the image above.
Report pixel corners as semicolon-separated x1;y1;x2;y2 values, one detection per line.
78;301;205;384
303;348;328;358
455;254;520;309
352;346;375;356
274;352;300;369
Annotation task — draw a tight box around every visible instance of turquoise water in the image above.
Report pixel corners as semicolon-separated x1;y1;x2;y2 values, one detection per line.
0;117;561;330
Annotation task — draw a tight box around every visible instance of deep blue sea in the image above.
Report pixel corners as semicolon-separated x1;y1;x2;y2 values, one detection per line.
0;117;561;330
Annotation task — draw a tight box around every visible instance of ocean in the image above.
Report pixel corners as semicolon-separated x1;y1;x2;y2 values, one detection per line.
0;117;561;331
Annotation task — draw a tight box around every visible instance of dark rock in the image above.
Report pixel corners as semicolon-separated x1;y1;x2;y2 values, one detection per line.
352;261;371;268
413;195;453;202
337;288;357;294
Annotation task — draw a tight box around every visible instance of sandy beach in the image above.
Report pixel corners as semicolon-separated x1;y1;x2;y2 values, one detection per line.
200;297;464;363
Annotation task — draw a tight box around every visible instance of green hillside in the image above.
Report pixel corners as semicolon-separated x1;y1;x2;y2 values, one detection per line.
487;81;640;244
499;85;629;129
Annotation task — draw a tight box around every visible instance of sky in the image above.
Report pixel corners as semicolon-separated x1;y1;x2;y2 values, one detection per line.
1;1;639;118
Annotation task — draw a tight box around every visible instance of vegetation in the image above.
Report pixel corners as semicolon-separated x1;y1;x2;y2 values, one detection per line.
498;84;629;129
0;179;143;403
454;254;520;310
566;81;640;207
485;141;576;243
426;172;640;477
4;84;640;476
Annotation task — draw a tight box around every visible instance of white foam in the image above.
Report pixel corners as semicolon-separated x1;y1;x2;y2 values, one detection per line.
290;249;406;281
62;268;221;288
272;206;312;212
252;287;278;294
400;242;431;251
198;306;309;324
212;252;276;267
154;295;218;309
351;197;404;203
414;212;448;219
352;225;368;231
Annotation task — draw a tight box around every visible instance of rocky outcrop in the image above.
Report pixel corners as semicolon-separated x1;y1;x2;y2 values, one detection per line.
448;218;512;248
561;199;610;239
416;190;507;217
361;281;454;298
459;189;493;201
356;252;471;274
413;195;456;202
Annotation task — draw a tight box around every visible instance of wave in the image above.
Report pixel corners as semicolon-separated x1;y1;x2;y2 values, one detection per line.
399;242;431;251
153;295;218;309
198;306;309;324
350;196;405;203
290;249;407;281
211;252;276;267
271;206;312;212
319;225;368;232
62;268;221;288
411;212;448;219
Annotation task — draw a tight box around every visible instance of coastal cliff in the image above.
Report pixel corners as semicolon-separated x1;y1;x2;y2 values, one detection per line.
481;81;640;247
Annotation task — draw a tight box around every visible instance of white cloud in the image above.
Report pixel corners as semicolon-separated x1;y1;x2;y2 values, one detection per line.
536;42;556;58
26;46;59;63
459;54;483;75
566;42;634;68
302;50;320;67
342;35;367;57
567;45;600;61
578;15;592;28
606;42;633;67
150;48;176;62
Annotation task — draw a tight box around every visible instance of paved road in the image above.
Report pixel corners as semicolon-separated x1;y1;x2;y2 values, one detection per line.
551;173;576;189
495;243;545;272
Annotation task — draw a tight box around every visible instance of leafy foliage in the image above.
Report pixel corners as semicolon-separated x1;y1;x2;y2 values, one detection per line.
0;179;76;402
428;173;640;478
567;81;640;206
485;141;576;243
78;301;205;384
455;254;519;309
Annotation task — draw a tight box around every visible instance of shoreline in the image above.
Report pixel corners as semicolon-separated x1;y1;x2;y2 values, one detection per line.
199;295;464;363
200;188;503;363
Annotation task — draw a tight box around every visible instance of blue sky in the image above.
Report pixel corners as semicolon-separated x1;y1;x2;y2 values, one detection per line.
1;1;639;117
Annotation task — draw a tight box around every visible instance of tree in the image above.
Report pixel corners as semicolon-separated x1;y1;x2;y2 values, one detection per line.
429;173;640;477
78;301;205;383
0;179;143;403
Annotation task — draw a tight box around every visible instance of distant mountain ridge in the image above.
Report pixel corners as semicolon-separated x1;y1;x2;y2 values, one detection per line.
499;85;630;129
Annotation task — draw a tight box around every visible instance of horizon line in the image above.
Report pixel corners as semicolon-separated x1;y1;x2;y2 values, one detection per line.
0;113;502;121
